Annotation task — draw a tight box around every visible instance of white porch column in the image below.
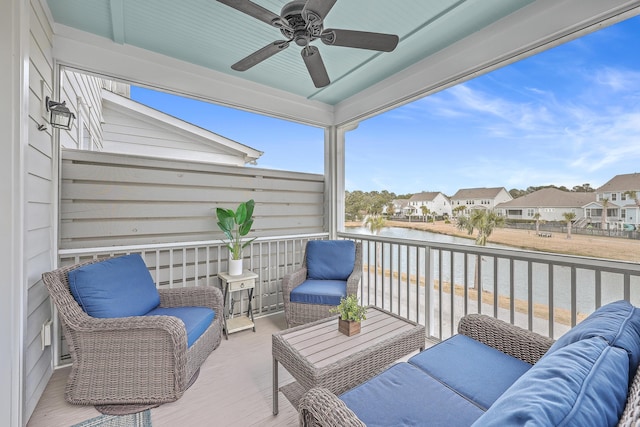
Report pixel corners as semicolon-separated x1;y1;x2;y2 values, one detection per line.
0;0;28;425
324;126;338;239
324;122;358;239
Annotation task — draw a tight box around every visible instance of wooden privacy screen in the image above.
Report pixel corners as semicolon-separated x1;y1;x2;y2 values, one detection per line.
60;149;325;249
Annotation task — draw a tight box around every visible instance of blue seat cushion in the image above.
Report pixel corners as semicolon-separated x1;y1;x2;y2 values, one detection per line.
409;334;532;410
290;279;347;306
473;337;629;427
546;300;640;380
340;362;485;427
145;306;215;348
306;240;355;280
68;253;160;318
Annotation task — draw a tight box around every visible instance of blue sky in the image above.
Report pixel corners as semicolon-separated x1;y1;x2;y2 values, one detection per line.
131;15;640;196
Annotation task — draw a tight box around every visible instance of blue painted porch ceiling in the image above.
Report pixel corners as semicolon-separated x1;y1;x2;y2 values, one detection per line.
47;0;532;105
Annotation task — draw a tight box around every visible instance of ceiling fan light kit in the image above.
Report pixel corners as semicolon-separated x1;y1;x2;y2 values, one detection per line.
217;0;399;88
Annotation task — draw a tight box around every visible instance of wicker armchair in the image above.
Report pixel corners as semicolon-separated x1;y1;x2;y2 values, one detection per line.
42;256;224;406
282;240;362;328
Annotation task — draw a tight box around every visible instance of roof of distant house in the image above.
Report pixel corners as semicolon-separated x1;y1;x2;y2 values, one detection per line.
450;187;507;199
409;191;443;202
597;173;640;193
495;187;595;209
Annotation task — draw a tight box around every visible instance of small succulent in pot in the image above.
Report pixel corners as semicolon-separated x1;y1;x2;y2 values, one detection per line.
331;295;367;336
331;294;367;322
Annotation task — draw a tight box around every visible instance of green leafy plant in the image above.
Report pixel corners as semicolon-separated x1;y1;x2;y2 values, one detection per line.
216;199;256;260
330;294;367;322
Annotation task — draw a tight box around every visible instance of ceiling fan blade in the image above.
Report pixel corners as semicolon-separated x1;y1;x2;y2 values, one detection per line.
301;46;330;88
217;0;289;29
302;0;337;24
232;41;290;71
321;29;399;52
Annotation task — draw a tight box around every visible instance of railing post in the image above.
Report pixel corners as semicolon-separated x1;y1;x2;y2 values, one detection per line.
424;244;432;335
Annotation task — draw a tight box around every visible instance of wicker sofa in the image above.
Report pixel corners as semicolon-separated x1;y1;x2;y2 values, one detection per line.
42;254;224;406
299;300;640;426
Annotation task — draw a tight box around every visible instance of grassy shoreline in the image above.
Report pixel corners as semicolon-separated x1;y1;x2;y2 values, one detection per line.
346;219;640;263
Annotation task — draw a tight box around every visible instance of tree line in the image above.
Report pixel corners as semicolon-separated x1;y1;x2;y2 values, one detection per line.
345;190;404;221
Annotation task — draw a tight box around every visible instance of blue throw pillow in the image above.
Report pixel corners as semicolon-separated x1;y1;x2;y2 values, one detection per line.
68;254;161;318
306;240;356;280
473;337;629;427
546;300;640;379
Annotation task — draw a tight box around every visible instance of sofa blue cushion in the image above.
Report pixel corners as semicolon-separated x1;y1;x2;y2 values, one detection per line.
290;279;347;306
340;362;485;427
145;306;214;348
409;334;532;410
68;254;160;318
546;300;640;379
473;337;629;427
306;240;355;280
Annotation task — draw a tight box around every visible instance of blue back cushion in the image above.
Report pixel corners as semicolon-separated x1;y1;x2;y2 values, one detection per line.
68;254;160;318
290;279;347;306
341;362;485;427
306;240;355;280
145;306;214;347
546;300;640;379
409;334;532;410
473;337;629;427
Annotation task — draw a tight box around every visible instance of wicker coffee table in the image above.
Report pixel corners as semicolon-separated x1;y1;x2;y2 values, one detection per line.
272;306;425;414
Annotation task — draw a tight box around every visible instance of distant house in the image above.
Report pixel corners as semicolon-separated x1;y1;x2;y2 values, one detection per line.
496;188;595;222
450;187;512;215
101;90;263;166
61;69;262;166
406;192;452;218
385;199;409;217
586;173;640;230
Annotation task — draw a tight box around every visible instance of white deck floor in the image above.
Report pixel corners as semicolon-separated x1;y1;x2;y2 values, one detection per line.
27;313;299;427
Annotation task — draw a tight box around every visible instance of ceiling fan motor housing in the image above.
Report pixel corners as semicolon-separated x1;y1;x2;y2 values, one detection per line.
280;0;323;46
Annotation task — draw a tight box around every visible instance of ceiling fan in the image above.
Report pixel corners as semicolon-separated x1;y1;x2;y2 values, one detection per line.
217;0;399;88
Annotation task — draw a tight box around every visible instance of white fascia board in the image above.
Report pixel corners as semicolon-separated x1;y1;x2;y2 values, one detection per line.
52;25;334;128
334;0;640;126
101;90;263;160
584;202;604;209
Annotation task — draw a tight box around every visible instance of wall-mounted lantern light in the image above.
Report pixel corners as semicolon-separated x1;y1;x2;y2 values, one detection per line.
46;97;75;130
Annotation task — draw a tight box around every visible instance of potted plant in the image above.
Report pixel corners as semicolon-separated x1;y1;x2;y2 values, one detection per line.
216;199;256;275
331;294;367;336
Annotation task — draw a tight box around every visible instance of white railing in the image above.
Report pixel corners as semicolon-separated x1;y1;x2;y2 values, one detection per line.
339;232;640;342
59;231;640;345
58;233;328;317
55;233;328;365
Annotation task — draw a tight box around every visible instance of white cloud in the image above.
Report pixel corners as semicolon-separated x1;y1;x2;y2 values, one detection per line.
564;111;640;170
431;70;640;175
349;20;640;194
593;67;640;92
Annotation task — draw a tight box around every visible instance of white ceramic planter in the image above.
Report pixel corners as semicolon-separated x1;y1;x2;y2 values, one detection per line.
229;258;243;276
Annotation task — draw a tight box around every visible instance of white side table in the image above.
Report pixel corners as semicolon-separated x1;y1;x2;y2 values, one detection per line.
219;270;258;339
